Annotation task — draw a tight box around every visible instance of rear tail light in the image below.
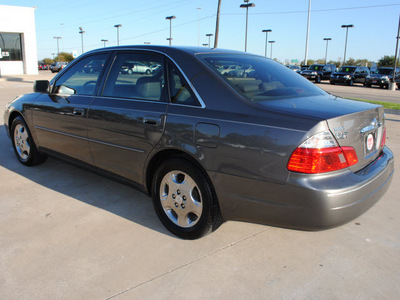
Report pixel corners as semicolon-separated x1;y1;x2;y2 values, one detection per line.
287;131;358;174
380;126;386;148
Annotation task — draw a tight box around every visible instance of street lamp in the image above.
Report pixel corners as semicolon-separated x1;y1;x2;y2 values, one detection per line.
240;0;255;52
323;38;331;64
53;36;61;60
341;24;354;65
206;34;214;47
166;16;176;46
268;40;275;59
101;39;108;47
79;27;85;54
114;24;122;46
262;29;272;57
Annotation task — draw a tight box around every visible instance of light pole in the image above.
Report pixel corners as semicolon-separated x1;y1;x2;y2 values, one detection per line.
390;14;400;90
53;36;61;60
240;0;255;52
304;0;311;66
114;24;122;46
79;27;85;54
269;40;275;59
197;7;202;46
262;29;272;57
166;16;176;46
341;24;354;65
206;34;214;48
101;39;108;47
323;38;331;64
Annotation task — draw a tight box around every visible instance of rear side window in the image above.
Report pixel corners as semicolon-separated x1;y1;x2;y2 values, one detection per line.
102;52;165;102
167;62;198;106
53;54;108;96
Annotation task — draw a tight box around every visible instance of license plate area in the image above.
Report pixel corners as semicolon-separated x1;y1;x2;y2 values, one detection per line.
364;130;377;156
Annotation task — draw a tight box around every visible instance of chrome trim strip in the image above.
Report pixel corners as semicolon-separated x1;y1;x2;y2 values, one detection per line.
35;125;87;141
88;138;145;153
34;125;145;153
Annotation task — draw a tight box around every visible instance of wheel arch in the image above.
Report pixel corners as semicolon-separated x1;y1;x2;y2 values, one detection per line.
7;111;24;136
145;149;213;198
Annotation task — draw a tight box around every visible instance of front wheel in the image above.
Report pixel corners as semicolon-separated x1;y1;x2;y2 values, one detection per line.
315;76;321;83
11;116;47;166
152;158;222;239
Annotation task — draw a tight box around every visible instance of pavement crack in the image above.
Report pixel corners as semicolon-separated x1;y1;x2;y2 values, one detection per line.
106;227;271;299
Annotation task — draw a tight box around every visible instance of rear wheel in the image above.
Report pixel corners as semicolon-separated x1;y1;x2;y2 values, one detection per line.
152;158;222;239
11;116;47;166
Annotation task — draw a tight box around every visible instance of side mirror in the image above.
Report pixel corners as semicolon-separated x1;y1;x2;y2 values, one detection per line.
33;80;50;93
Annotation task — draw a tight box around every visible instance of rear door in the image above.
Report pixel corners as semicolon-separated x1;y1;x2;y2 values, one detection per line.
87;51;167;183
32;53;109;164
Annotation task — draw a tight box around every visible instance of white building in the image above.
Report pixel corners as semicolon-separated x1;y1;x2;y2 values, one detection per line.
0;5;38;75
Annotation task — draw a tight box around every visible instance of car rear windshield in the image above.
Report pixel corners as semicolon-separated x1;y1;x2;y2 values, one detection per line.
338;67;356;73
198;54;325;101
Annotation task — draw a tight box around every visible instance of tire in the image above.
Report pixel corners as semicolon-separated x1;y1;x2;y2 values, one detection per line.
152;158;223;239
127;69;133;75
11;116;47;166
348;79;353;86
146;69;151;75
365;82;371;87
330;81;335;85
315;76;321;83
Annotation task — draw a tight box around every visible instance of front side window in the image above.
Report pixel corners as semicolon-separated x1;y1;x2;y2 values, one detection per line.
53;54;108;96
103;52;165;102
200;54;325;102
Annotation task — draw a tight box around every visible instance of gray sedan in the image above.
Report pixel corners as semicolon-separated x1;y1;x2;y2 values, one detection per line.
4;46;394;239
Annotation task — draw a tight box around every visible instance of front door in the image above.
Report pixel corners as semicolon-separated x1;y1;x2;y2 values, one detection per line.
32;53;109;164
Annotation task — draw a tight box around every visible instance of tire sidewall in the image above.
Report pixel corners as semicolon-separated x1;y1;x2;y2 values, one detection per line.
152;159;214;239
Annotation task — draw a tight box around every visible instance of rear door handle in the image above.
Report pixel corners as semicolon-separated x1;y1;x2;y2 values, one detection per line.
143;118;159;126
73;108;85;116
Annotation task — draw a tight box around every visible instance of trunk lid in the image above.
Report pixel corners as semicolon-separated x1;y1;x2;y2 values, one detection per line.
326;105;385;172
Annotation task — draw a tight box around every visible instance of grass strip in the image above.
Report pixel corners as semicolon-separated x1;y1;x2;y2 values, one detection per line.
350;98;400;110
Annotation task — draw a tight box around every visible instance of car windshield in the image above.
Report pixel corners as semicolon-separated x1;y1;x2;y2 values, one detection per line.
309;65;324;71
376;68;393;75
338;67;356;73
199;54;325;101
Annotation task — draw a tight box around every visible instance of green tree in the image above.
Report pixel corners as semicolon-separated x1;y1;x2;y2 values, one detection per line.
42;58;54;65
55;52;74;62
378;55;395;67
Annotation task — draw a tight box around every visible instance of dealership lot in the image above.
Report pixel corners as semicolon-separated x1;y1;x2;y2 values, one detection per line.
1;73;399;299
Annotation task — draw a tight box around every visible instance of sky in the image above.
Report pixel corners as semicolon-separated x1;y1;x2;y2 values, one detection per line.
1;0;400;63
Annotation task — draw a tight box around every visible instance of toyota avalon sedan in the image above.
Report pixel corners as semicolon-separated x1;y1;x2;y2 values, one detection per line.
4;46;394;239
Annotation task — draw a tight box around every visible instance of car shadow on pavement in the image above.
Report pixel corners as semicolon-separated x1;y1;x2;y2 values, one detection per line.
0;125;173;238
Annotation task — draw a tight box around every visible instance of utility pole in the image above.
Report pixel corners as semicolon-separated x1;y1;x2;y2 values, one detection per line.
214;0;222;48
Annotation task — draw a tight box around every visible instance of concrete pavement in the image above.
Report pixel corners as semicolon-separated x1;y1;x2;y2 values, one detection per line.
0;72;399;299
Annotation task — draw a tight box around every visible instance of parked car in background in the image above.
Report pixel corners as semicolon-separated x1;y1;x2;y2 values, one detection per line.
120;61;152;74
330;66;370;86
286;65;300;72
50;61;68;73
300;64;336;83
38;64;49;70
365;67;400;89
4;46;394;239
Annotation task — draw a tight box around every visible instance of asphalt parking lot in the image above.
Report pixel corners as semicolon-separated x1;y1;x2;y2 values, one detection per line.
1;72;399;299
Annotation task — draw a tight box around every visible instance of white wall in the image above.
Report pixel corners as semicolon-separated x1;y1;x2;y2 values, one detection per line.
0;5;38;75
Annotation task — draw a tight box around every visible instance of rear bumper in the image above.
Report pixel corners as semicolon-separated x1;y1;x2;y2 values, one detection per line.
211;147;394;230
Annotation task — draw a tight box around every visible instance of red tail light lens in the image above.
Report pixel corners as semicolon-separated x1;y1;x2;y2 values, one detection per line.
287;131;358;174
380;127;386;148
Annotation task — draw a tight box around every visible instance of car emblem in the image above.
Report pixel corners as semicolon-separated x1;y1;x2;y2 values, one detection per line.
360;118;378;134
